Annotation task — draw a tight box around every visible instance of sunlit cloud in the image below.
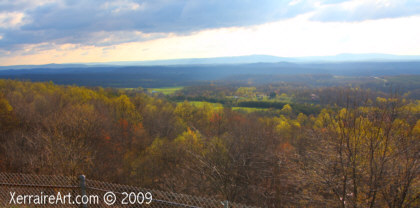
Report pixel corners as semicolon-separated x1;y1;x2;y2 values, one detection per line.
0;0;419;65
0;12;25;28
311;0;420;22
1;13;419;66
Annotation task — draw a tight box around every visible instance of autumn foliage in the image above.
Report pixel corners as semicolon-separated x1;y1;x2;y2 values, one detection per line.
0;80;418;207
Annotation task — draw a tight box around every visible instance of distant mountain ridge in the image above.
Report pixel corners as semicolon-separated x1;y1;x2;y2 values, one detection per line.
1;60;420;88
2;54;420;69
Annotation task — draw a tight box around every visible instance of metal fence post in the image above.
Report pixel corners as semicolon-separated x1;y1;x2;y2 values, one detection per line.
79;175;87;208
222;200;229;208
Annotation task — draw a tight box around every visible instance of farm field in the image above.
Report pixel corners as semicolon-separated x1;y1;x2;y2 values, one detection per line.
148;87;184;95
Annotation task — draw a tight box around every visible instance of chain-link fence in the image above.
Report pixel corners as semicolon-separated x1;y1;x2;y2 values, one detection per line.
0;172;258;208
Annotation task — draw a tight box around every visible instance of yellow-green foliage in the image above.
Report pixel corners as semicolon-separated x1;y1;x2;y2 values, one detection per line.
0;97;13;113
174;128;204;151
0;79;418;207
280;104;293;115
235;87;256;97
232;107;268;112
113;94;141;122
413;119;420;135
148;87;183;95
189;101;223;109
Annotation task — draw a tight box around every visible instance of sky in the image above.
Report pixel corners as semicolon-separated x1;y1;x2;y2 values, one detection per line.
0;0;420;66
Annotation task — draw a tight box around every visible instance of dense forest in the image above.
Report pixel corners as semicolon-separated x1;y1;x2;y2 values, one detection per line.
0;79;419;207
1;62;420;88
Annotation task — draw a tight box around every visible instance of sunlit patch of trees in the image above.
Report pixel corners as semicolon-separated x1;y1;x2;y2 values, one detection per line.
0;80;419;207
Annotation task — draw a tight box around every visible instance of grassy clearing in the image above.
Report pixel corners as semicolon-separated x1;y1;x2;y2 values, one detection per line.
148;86;184;95
232;107;269;113
177;101;224;109
176;100;271;113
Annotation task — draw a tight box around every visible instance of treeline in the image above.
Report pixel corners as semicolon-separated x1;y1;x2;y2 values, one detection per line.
0;79;419;207
170;95;230;105
176;84;393;105
169;95;321;115
236;101;321;115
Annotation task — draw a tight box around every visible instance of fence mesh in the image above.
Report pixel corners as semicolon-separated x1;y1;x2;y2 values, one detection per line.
0;172;258;208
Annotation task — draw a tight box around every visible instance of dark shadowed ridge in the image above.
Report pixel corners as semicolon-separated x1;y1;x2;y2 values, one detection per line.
2;54;420;69
0;54;420;88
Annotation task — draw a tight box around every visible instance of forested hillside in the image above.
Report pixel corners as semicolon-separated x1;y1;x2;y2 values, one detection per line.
2;62;420;88
0;79;419;207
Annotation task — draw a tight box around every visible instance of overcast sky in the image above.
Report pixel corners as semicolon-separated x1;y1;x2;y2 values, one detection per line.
0;0;420;65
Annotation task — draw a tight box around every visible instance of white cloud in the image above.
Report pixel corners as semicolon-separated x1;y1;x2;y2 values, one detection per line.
101;0;145;14
1;0;420;65
122;13;420;59
289;0;302;6
2;13;420;65
0;12;25;28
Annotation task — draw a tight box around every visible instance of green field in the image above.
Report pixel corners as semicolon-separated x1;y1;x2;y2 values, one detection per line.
148;87;184;95
177;101;223;109
176;100;270;113
232;107;269;113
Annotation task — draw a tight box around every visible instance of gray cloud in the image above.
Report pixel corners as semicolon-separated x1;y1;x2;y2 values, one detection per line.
0;0;314;51
0;0;419;54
